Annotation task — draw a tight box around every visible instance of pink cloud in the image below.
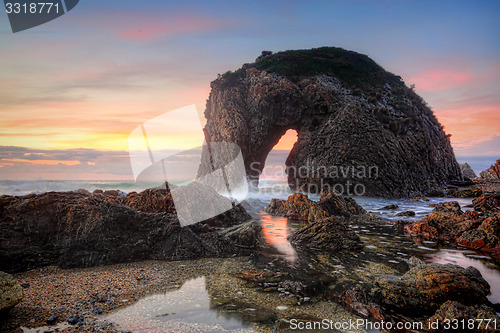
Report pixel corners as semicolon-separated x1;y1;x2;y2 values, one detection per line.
434;104;500;142
77;12;227;42
410;69;472;92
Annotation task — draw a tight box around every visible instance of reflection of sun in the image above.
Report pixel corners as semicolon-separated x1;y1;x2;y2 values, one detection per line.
259;211;297;263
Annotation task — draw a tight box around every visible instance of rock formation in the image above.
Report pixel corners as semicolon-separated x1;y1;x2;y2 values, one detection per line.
372;262;491;314
265;192;365;222
0;188;254;273
200;47;461;197
460;162;477;179
287;217;363;252
480;160;500;180
0;271;23;313
405;193;500;254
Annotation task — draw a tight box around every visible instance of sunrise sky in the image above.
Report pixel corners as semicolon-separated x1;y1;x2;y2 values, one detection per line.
0;0;499;180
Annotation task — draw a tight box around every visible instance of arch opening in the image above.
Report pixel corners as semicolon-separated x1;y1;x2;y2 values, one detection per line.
258;129;298;187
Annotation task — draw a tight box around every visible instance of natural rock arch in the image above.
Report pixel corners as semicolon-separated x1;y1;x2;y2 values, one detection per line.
200;47;461;197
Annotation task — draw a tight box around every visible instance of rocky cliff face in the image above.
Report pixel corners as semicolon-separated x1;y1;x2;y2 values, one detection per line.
480;159;500;180
200;47;461;197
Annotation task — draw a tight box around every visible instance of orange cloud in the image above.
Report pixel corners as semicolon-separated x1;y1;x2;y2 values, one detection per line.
435;104;500;143
410;69;472;91
2;158;81;166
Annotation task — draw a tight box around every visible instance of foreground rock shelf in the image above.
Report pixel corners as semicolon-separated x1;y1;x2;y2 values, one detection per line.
0;186;256;273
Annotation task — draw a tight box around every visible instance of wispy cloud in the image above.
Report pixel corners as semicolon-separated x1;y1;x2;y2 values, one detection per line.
409;69;472;92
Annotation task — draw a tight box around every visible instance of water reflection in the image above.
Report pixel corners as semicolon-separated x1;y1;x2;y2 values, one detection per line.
106;277;255;333
258;211;298;264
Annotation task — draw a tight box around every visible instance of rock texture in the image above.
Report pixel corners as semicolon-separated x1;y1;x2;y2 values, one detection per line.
460;162;477;180
480;160;500;180
429;301;500;332
338;286;386;321
473;192;500;216
0;188;253;273
287;217;363;252
372;263;491;315
0;271;23;313
405;194;500;254
200;47;461;197
265;192;365;222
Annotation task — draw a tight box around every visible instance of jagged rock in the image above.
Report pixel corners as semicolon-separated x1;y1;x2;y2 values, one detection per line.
119;188;176;213
473;192;500;216
372;263;490;315
447;187;482;198
460;163;477;180
457;229;500;253
380;204;399;210
405;211;480;241
265;192;365;222
0;271;23;313
480;160;500;180
0;188;252;272
430;201;463;214
218;221;262;249
428;300;500;332
287;217;363;252
200;47;461;197
478;215;500;235
339;286;386;321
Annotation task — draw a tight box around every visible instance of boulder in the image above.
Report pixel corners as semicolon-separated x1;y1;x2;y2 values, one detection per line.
339;286;386;321
447;187;482;198
396;210;416;217
473;193;500;216
405;211;480;241
380;204;399;210
372;263;490;315
0;188;252;272
460;163;477;180
200;47;461;198
457;229;500;252
0;271;23;313
265;192;365;222
287;217;363;252
430;201;463;214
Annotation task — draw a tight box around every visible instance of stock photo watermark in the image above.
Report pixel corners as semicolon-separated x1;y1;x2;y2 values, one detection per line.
4;0;79;32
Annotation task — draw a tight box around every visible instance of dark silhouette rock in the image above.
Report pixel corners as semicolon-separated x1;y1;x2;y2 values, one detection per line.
473;192;500;216
0;271;23;313
0;188;252;273
380;204;399;210
200;47;461;197
287;217;363;252
265;192;365;222
396;210;415;217
372;263;490;315
480;160;500;180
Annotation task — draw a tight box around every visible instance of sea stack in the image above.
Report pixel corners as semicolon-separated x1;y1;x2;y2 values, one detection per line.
200;47;461;197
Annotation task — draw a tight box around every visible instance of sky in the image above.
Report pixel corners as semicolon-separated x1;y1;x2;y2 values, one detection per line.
0;0;499;180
